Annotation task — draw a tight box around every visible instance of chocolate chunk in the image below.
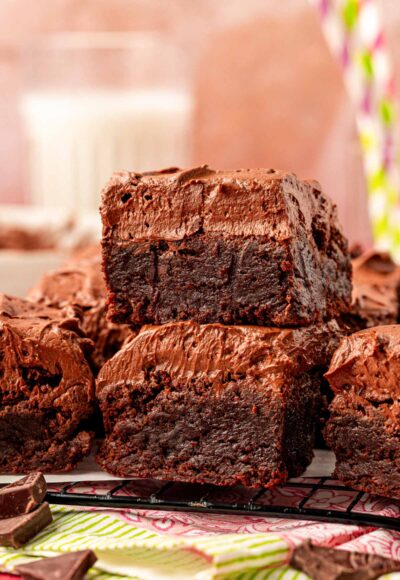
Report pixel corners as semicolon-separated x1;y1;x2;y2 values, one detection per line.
0;502;52;548
0;473;47;519
16;550;97;580
290;540;400;580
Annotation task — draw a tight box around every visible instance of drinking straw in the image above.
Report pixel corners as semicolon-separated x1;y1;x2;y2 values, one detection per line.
310;0;400;259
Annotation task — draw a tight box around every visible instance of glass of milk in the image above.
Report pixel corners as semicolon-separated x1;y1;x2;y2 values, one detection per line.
20;32;193;210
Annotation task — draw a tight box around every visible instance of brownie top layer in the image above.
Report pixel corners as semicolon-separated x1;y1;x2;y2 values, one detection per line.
97;320;342;393
353;249;400;283
325;325;400;400
100;165;340;242
0;293;81;328
352;250;400;306
0;293;93;407
349;250;399;324
29;255;105;309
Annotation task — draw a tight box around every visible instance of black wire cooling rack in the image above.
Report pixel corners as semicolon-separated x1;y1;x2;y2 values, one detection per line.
44;476;400;532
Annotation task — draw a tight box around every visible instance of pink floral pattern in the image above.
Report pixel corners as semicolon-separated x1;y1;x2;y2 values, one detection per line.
303;488;360;512
3;476;399;578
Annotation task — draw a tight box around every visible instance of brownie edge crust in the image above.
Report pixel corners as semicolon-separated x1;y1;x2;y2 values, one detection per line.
96;320;342;487
100;166;351;327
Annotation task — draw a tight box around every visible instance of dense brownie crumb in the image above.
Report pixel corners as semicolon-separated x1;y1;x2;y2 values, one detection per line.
325;325;400;498
29;245;132;373
100;167;351;328
341;250;400;333
0;294;95;473
96;320;342;487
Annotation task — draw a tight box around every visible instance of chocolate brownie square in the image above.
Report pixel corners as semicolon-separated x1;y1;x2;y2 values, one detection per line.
0;294;95;473
325;325;400;498
96;320;342;487
100;166;351;327
29;246;132;373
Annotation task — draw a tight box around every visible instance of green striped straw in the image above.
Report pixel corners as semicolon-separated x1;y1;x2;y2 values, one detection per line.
310;0;400;260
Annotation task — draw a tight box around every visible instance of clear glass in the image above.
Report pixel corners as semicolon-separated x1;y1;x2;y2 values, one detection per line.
20;32;193;210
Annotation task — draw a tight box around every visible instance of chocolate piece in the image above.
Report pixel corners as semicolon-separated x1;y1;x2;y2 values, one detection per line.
342;250;400;332
0;473;46;519
290;540;400;579
325;325;400;498
29;246;132;373
100;167;351;327
96;319;342;487
16;550;97;580
0;502;52;548
0;294;95;473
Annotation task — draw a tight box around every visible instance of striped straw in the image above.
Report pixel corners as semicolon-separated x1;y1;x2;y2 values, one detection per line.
310;0;400;260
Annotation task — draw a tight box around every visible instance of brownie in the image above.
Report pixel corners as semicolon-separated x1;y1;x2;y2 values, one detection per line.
96;320;342;487
100;166;351;327
325;325;400;498
341;250;400;332
29;246;132;373
0;294;95;473
290;540;400;579
0;227;55;251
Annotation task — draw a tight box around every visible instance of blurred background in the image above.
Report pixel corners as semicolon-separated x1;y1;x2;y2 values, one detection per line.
1;0;400;246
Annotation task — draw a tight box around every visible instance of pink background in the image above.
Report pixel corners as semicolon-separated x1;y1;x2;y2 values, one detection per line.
1;0;400;243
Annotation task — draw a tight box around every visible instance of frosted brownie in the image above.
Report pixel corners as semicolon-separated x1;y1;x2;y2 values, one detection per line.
96;320;342;487
342;250;400;332
100;166;351;327
325;325;400;498
29;247;131;373
0;294;95;473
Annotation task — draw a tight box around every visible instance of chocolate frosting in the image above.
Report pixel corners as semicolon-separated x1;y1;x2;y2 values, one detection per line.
100;166;340;244
290;540;400;580
29;259;105;307
325;325;400;408
0;293;94;438
353;249;400;279
97;320;342;395
29;248;131;371
346;250;400;329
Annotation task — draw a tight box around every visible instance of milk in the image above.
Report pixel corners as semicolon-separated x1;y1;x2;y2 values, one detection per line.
21;89;192;210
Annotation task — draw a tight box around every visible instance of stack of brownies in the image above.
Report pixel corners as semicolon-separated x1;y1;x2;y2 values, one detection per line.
96;166;352;487
0;165;354;485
